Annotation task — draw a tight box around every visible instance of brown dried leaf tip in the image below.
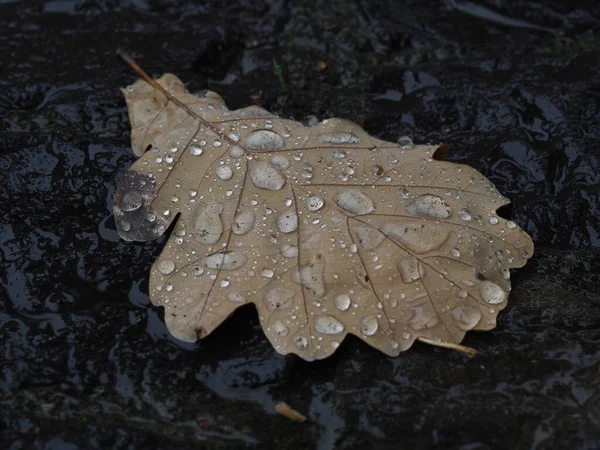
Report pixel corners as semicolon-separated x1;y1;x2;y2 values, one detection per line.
114;55;534;361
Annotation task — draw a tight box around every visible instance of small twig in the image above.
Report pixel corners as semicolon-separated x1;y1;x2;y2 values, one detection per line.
275;402;307;423
418;337;478;357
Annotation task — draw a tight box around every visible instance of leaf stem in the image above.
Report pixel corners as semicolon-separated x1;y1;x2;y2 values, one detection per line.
116;50;239;148
417;337;478;358
117;49;195;117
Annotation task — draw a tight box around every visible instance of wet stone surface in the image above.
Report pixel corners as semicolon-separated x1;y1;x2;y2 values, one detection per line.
1;1;600;449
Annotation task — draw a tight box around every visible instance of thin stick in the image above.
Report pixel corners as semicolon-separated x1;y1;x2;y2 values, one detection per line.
418;337;478;357
275;402;307;423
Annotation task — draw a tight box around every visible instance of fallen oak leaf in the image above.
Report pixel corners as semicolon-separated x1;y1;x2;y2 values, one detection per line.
113;53;534;361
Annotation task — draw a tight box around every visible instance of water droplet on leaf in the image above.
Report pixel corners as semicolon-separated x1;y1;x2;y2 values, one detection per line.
216;165;233;180
479;281;506;304
334;294;351;311
334;190;374;215
202;252;248;270
314;315;344;334
458;209;472;221
398;136;413;148
319;132;359;144
361;316;379;336
250;161;286;191
120;191;143;211
245;129;285;151
406;195;451;219
157;259;175;275
233;209;256;235
276;212;298;233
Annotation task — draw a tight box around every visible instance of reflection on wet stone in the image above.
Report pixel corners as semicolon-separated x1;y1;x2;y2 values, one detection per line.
2;1;600;448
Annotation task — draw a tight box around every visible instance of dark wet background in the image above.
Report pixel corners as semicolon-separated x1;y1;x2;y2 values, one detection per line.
1;0;600;448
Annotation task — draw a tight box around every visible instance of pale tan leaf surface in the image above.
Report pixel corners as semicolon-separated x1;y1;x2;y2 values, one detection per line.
113;72;534;361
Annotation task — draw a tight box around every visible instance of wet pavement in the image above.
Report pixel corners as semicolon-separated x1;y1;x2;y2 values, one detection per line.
1;1;599;448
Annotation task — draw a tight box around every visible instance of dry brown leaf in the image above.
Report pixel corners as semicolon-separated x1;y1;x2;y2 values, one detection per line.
113;57;534;361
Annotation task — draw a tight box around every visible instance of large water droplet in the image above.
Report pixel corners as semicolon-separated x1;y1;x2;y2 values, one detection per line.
202;252;248;270
216;165;233;180
303;115;319;127
458;209;472;221
334;190;374;215
371;164;384;176
361;316;379;336
227;292;246;303
397;258;420;283
397;188;412;199
351;226;385;250
276;212;299;233
299;265;325;297
120;191;143;211
281;244;298;258
193;203;224;244
382;223;449;254
318;132;359;144
273;320;289;336
233;209;256;235
398;136;414;148
314;315;344;335
334;294;351;311
405;195;451;219
157;259;175;275
479;281;506;304
269;155;290;169
238;105;272;118
191;265;204;276
265;287;294;311
294;336;308;349
250;161;286;191
307;195;325;212
408;306;439;330
245;129;285;151
450;306;482;330
229;145;244;158
261;268;275;278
